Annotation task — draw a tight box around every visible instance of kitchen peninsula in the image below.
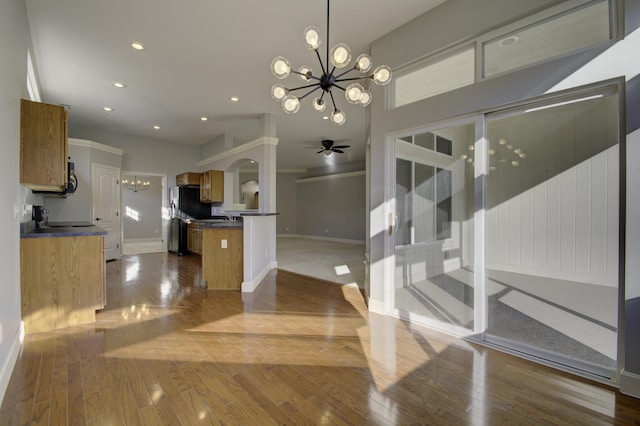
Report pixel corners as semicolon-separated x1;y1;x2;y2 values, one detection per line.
187;212;279;292
190;219;243;290
20;221;107;334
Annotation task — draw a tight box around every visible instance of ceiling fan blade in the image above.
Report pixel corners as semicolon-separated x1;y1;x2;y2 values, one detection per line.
332;149;345;154
332;145;350;149
321;139;334;149
317;149;325;154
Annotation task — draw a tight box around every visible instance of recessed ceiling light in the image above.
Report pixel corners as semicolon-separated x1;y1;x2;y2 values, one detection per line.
113;82;126;88
498;35;520;47
131;41;146;51
153;125;160;130
200;117;208;121
103;106;113;112
229;96;239;102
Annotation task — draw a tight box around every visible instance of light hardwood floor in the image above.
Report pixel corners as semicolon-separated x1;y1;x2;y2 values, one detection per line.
1;253;639;425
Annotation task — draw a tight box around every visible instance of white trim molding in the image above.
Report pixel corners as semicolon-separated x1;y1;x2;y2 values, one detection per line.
198;137;278;168
242;261;277;293
620;370;640;399
296;170;365;184
69;138;124;156
0;322;24;407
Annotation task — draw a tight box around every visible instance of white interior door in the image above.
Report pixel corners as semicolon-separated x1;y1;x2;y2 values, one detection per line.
92;163;121;260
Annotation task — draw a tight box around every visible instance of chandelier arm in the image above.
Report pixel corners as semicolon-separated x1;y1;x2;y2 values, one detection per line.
334;67;357;79
291;69;322;82
329;90;338;110
314;49;327;76
298;85;323;101
331;83;346;92
286;83;322;92
335;75;374;84
326;0;330;71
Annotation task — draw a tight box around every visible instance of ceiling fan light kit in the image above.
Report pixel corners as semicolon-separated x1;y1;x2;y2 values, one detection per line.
270;0;392;126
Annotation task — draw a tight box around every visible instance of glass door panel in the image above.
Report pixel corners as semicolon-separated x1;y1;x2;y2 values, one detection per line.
394;123;476;331
484;90;620;375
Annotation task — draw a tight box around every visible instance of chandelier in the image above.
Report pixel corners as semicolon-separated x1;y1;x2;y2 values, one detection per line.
122;176;150;192
270;0;392;126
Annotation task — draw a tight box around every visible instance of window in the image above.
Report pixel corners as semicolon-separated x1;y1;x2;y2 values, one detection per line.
482;0;612;78
389;0;617;108
392;46;475;108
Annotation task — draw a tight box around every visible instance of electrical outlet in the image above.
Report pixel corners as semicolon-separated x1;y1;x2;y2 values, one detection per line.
221;239;227;249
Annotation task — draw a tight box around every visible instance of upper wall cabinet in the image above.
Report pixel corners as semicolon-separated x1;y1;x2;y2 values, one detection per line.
20;99;68;192
176;172;202;186
200;170;224;203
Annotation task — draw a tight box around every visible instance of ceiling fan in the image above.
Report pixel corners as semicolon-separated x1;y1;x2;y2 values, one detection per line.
307;139;351;156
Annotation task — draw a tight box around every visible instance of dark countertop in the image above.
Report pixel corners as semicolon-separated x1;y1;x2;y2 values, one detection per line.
20;221;108;238
188;219;243;229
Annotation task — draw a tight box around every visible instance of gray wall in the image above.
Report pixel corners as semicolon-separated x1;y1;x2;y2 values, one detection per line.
276;172;304;235
122;175;163;240
0;0;30;403
296;173;366;241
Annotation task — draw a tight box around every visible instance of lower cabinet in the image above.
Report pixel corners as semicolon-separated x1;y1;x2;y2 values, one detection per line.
20;235;106;334
202;227;243;290
187;223;202;254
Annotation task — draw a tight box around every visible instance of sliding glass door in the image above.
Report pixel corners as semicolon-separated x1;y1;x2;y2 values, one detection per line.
390;84;622;378
393;122;476;332
483;89;621;376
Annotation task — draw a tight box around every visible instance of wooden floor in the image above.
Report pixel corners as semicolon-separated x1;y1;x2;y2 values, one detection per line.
1;253;639;425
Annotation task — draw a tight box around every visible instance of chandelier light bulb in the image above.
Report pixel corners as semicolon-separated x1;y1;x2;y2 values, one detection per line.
282;95;300;114
312;97;326;112
271;56;291;79
330;43;351;68
354;54;372;73
304;26;321;50
330;109;346;126
298;65;313;81
359;90;372;106
345;83;364;104
271;84;287;101
373;65;392;85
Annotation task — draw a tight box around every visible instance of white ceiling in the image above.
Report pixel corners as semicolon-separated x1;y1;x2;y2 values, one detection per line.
24;0;447;170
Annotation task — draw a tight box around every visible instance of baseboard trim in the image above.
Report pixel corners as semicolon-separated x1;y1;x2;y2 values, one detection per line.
0;322;23;406
242;261;277;293
620;369;640;399
123;238;163;255
368;299;385;315
277;234;365;245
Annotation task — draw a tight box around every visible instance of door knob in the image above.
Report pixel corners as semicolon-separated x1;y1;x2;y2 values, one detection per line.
96;217;102;221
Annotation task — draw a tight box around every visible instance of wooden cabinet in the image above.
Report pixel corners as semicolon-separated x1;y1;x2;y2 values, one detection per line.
202;227;243;290
176;172;201;186
200;170;224;203
20;235;105;334
20;99;68;192
187;223;203;254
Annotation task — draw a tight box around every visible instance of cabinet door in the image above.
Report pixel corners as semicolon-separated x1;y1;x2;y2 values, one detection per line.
200;170;212;202
20;99;68;191
210;170;224;203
